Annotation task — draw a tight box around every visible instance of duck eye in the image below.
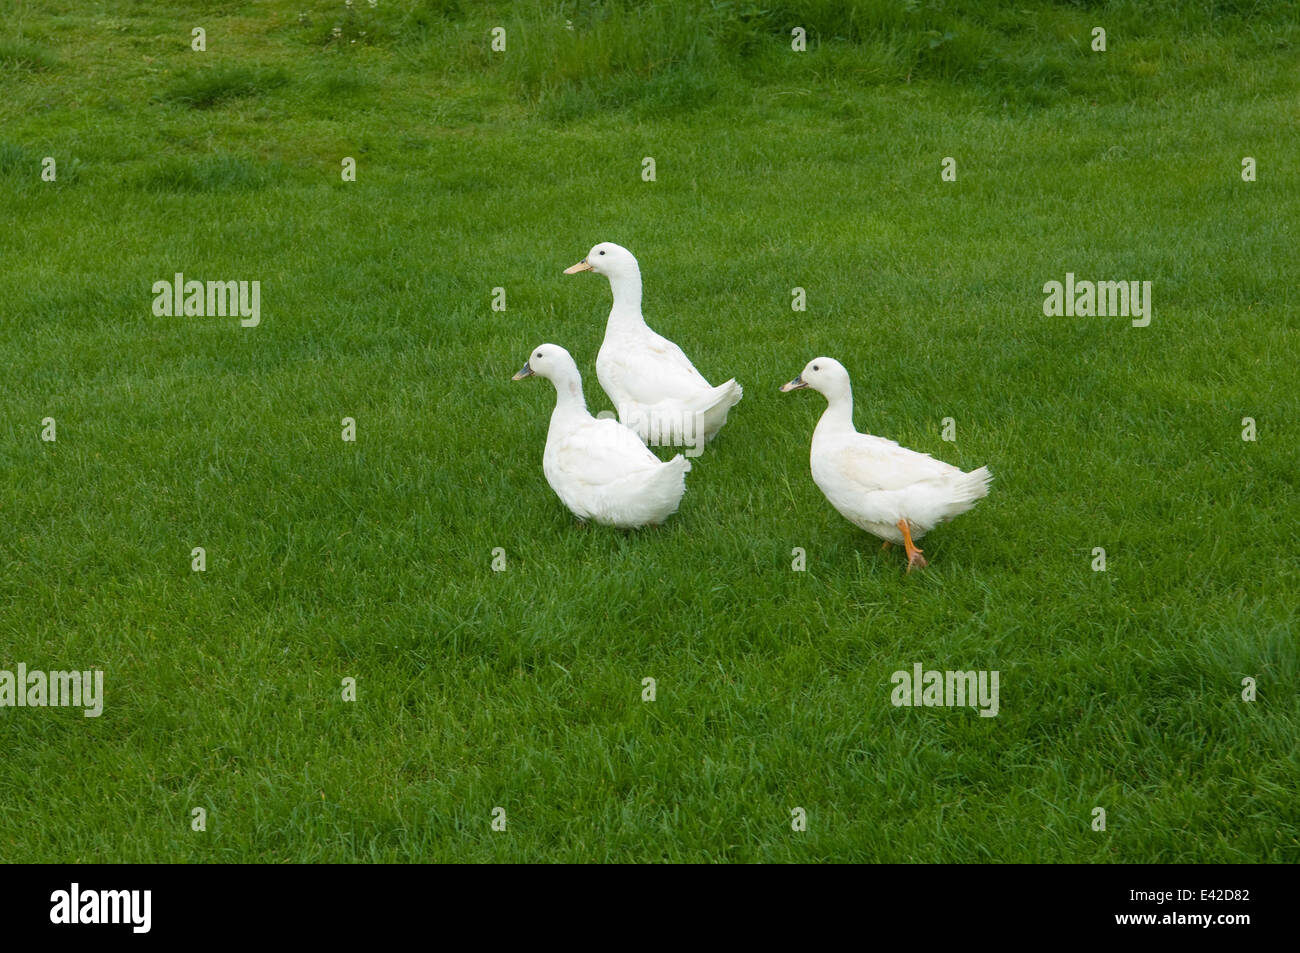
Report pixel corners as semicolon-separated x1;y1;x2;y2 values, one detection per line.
598;250;605;255
813;364;820;371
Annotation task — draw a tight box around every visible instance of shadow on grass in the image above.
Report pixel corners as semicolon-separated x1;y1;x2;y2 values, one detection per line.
0;39;58;72
135;154;278;192
160;66;289;109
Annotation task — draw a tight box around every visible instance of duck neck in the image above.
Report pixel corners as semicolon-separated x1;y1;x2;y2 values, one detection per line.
605;268;644;332
816;385;855;434
550;371;588;419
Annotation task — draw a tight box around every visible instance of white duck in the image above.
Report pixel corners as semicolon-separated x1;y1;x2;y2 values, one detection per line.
512;343;691;528
781;358;991;571
564;242;742;451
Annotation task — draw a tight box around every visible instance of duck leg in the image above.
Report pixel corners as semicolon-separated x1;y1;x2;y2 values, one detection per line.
896;519;927;572
880;541;893;551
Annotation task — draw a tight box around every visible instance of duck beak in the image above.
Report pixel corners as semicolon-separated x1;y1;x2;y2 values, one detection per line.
564;258;594;274
512;362;535;381
779;375;808;392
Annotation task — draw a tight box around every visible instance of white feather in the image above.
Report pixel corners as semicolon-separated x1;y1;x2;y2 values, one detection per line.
519;344;690;529
572;242;742;445
790;357;991;545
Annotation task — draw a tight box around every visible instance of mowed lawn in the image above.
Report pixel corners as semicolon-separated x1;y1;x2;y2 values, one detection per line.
1;1;1297;862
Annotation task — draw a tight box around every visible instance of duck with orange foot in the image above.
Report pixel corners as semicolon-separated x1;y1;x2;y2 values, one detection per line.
780;357;992;572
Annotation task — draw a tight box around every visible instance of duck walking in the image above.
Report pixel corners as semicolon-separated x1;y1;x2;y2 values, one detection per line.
781;358;991;571
513;343;691;528
564;242;742;451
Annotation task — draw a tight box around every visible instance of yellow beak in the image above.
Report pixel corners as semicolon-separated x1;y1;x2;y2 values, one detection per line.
563;259;594;274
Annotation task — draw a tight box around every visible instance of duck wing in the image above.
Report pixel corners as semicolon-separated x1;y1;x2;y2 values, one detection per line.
830;433;966;493
599;328;711;405
552;417;663;488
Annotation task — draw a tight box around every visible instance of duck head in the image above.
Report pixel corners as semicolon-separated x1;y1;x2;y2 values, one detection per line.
780;357;851;399
564;242;639;280
513;343;587;403
512;342;575;382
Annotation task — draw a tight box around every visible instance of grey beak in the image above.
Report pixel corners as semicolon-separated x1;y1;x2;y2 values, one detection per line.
512;362;535;381
779;375;808;392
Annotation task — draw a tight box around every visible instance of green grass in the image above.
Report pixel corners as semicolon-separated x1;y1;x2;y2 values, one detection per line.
160;65;290;108
0;0;1297;862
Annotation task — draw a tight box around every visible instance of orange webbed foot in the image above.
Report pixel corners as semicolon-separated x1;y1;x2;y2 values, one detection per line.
896;519;927;573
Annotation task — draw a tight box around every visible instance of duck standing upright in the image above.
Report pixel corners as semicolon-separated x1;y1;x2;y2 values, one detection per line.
564;242;742;451
512;343;691;529
781;358;992;571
